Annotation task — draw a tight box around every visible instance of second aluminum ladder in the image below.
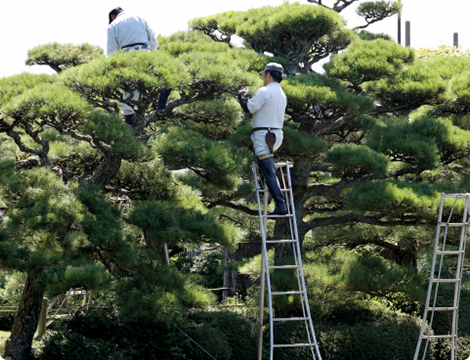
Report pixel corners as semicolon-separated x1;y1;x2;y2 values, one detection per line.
253;161;322;360
414;193;470;360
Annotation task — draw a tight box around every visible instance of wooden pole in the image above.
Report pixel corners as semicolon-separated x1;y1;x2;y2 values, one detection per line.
37;299;47;338
454;33;459;47
223;247;229;301
405;21;411;47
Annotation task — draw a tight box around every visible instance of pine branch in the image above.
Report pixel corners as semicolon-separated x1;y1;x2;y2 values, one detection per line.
354;2;401;30
306;0;332;10
7;127;50;167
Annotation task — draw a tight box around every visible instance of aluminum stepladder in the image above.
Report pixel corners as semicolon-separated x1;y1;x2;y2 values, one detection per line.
414;193;470;360
252;160;322;360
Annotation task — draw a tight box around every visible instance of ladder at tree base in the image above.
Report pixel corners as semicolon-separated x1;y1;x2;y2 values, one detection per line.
253;161;322;360
414;193;470;360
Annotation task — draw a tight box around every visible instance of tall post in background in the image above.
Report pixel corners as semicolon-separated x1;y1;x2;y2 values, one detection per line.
397;16;401;44
397;0;402;45
405;21;411;47
454;33;459;47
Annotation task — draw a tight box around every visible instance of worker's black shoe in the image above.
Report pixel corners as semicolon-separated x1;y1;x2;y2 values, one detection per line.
269;202;286;216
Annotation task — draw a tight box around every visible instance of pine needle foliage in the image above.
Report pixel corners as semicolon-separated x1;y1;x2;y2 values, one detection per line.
26;42;103;73
191;3;354;73
327;143;389;177
325;39;414;87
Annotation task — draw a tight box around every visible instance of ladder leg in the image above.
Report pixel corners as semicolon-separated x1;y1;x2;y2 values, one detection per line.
257;191;269;360
253;162;322;360
414;193;470;360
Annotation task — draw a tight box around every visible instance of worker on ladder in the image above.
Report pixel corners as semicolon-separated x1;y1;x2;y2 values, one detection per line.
238;63;287;215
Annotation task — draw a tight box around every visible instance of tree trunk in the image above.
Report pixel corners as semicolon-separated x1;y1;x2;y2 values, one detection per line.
4;268;46;360
274;159;310;262
87;151;122;186
132;112;147;138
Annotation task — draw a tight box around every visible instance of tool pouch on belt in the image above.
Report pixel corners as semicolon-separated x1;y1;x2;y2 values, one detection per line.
266;130;276;154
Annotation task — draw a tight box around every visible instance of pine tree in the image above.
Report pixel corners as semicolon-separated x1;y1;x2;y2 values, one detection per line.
0;33;250;359
189;3;470;263
2;2;470;358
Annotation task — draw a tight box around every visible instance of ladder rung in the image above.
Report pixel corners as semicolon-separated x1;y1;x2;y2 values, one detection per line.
274;162;288;168
268;265;300;269
265;239;296;244
437;250;464;255
263;214;293;218
273;343;315;348
257;188;290;192
439;222;468;227
422;334;457;339
442;194;470;198
273;317;309;322
433;278;460;283
429;307;458;311
272;291;304;295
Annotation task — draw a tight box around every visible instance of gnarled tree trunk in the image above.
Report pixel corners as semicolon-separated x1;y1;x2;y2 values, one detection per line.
87;151;122;186
4;268;46;360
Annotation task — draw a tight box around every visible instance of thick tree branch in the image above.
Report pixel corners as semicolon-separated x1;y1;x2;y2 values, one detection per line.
333;0;359;12
307;0;359;12
315;114;357;136
304;212;432;233
349;235;403;253
207;200;259;216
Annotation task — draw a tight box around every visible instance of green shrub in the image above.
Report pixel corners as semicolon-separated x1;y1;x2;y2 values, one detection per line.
180;310;257;360
251;290;431;360
431;335;470;360
317;312;429;360
38;309;187;360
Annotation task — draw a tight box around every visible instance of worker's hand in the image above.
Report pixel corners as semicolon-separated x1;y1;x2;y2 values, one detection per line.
237;89;250;113
238;88;249;101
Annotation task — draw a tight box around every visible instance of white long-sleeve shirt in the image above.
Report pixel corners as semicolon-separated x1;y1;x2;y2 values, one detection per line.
107;12;158;56
247;82;287;129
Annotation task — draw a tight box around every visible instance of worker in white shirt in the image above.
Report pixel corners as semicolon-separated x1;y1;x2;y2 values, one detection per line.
238;63;287;215
107;7;170;126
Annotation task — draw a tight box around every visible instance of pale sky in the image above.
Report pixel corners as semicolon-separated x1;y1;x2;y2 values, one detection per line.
2;0;469;79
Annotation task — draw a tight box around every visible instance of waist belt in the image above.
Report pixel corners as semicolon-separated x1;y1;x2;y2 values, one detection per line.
252;127;281;133
121;42;148;49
